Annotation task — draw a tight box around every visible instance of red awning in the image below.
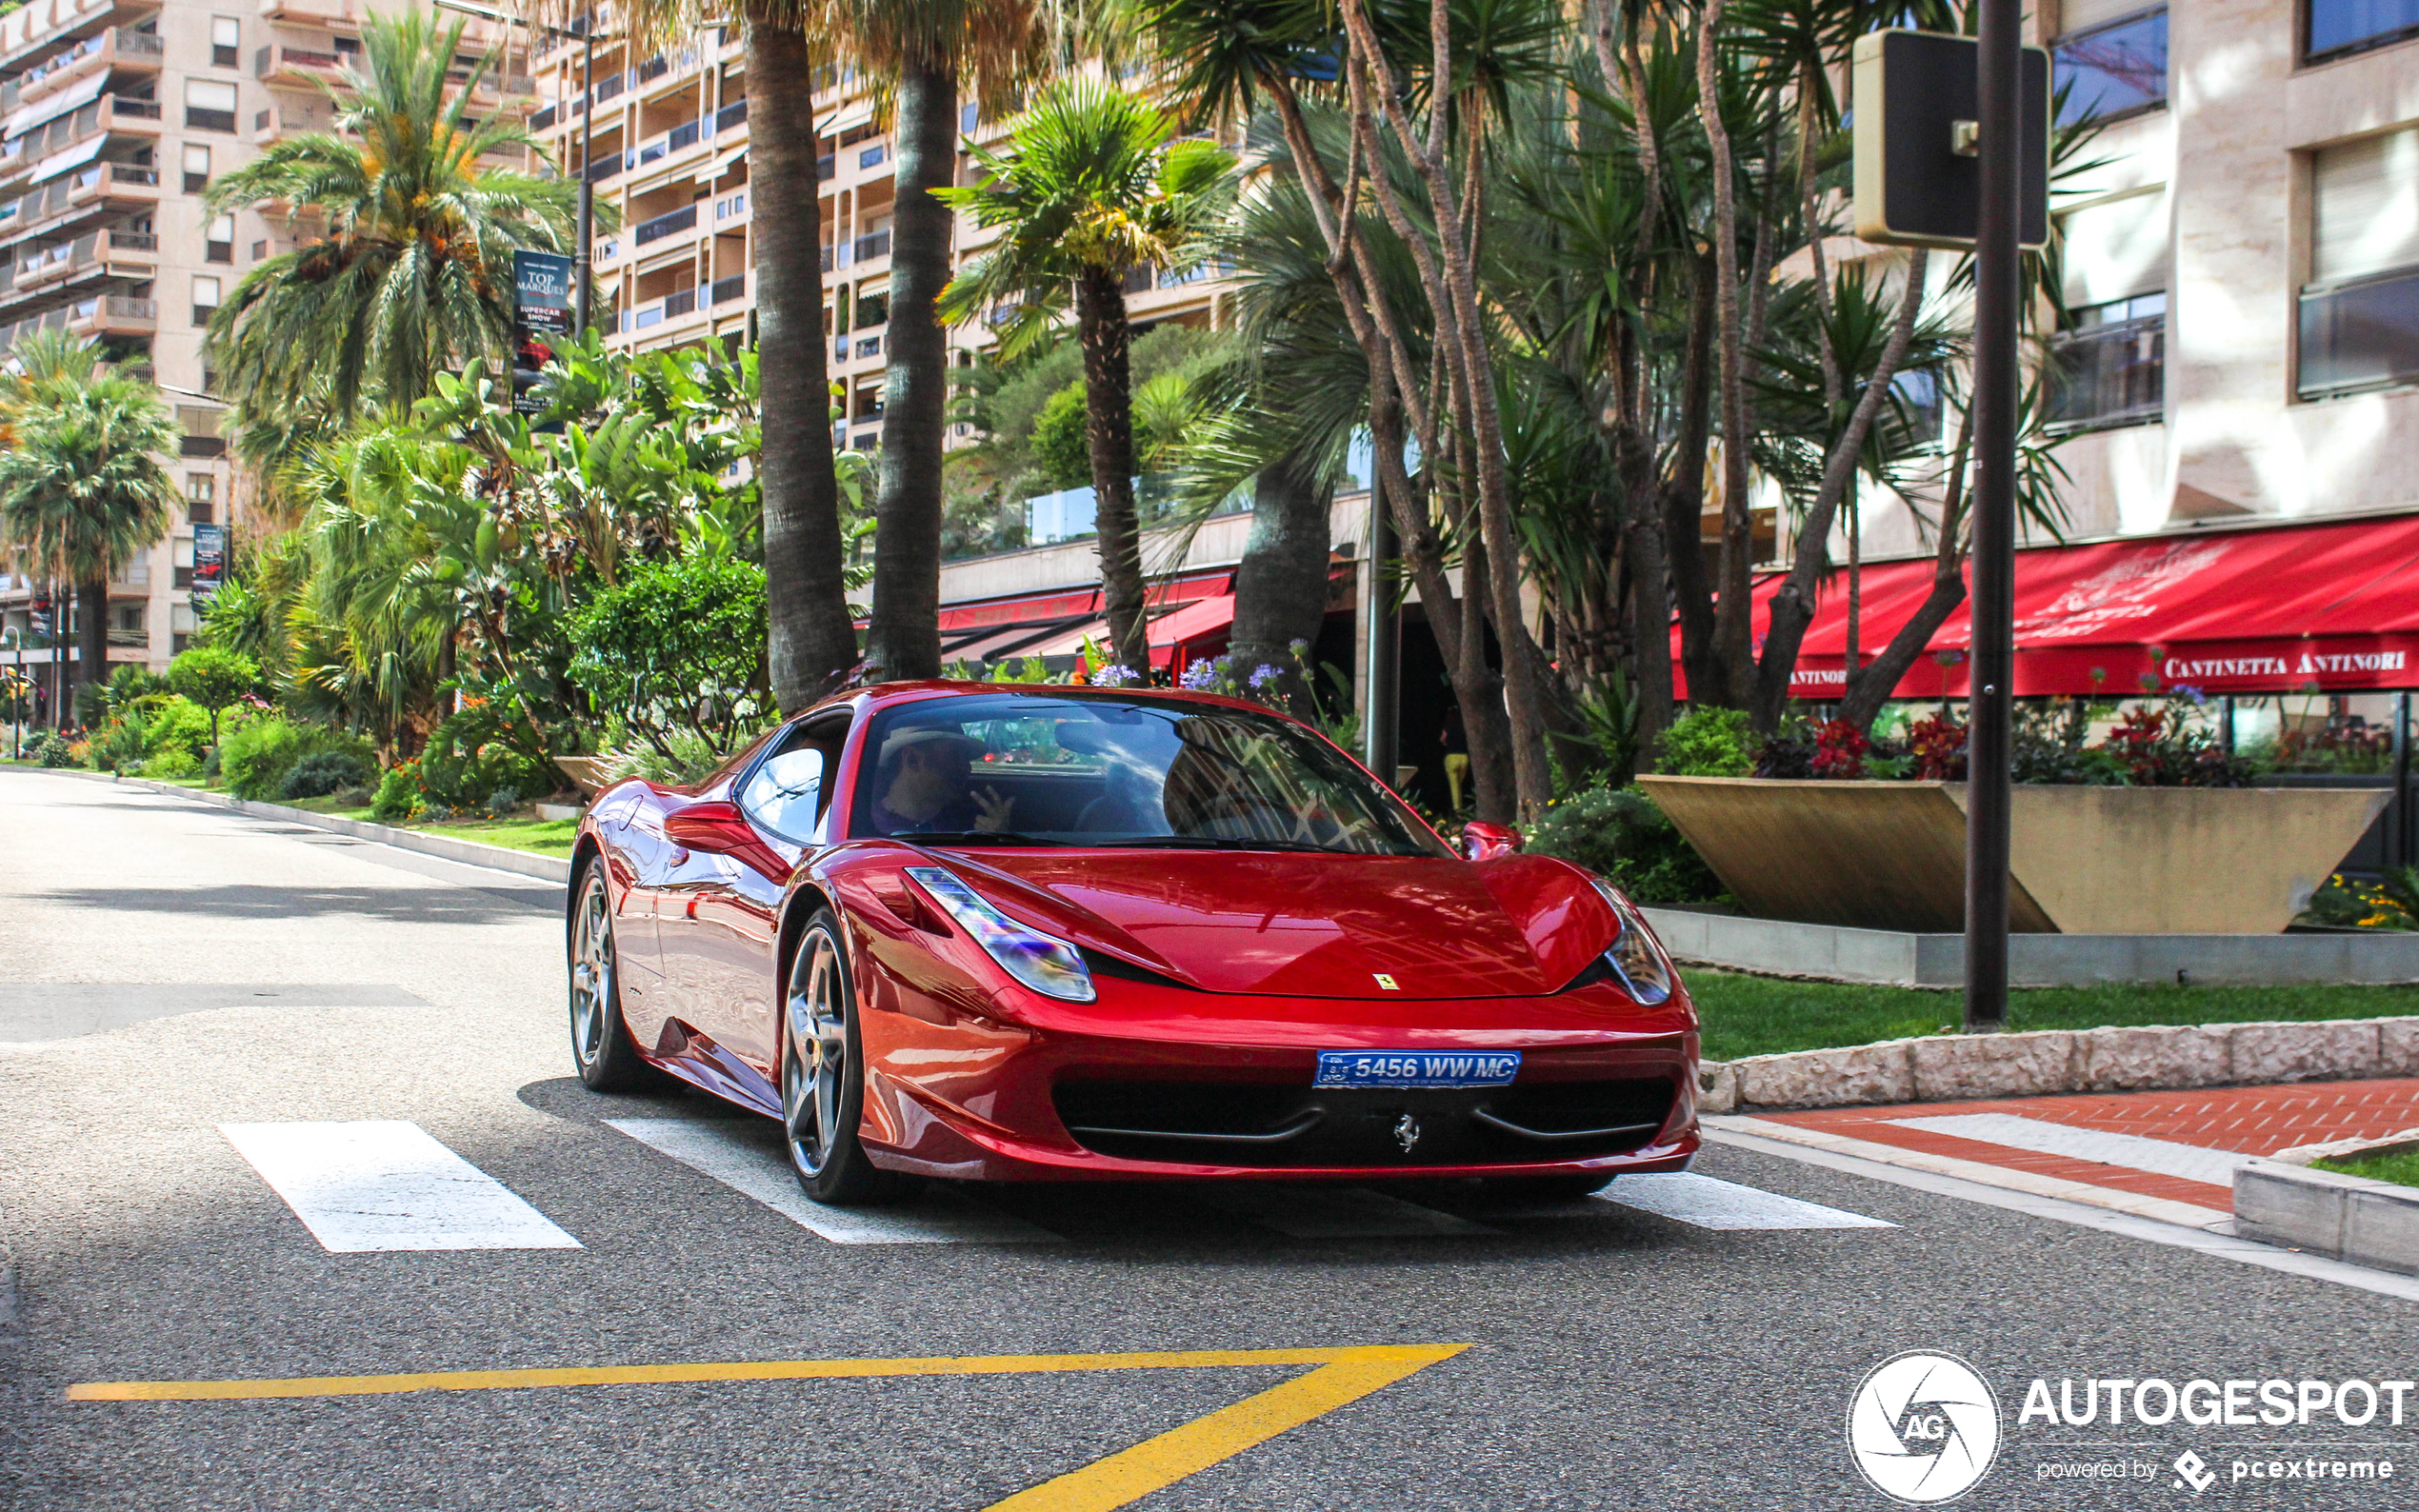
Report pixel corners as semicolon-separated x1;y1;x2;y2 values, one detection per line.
1675;513;2419;701
918;567;1239;672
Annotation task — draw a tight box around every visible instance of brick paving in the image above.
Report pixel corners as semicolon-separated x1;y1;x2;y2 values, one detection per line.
1758;1077;2419;1214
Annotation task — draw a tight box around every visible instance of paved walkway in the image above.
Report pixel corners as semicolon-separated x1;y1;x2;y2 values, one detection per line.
1713;1077;2419;1227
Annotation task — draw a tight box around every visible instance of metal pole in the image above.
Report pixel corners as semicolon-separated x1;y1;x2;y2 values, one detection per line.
574;11;596;334
1964;0;2021;1034
2394;690;2412;871
1363;500;1400;789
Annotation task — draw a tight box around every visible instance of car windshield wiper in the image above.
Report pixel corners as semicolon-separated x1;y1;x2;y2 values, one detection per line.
1091;835;1370;855
891;830;1075;847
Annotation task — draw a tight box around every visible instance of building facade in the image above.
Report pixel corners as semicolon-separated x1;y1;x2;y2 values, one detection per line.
0;0;526;709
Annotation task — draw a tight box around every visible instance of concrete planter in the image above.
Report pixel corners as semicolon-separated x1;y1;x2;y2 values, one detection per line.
2236;1130;2419;1274
1638;775;2388;934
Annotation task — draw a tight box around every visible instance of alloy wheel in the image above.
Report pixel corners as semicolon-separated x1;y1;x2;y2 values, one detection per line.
570;869;613;1067
783;929;850;1178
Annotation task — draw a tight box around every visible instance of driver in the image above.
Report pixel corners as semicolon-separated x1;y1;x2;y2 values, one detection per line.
867;727;1014;835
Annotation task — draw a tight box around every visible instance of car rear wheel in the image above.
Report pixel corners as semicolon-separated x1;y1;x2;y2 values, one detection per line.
782;911;898;1205
569;859;660;1092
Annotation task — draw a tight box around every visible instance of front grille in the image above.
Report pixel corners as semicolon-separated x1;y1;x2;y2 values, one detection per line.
1051;1076;1675;1167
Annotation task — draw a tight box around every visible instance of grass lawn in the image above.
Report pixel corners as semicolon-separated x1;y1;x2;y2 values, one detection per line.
1687;968;2419;1062
409;815;581;860
2314;1148;2419;1187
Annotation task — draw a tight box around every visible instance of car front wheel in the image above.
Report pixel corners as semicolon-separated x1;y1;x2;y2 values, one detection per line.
782;910;898;1205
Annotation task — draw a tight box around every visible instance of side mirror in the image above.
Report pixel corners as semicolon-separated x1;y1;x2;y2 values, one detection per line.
664;800;761;856
1462;820;1522;861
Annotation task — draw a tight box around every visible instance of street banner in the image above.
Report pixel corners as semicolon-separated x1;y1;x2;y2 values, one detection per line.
510;248;576;418
191;523;227;605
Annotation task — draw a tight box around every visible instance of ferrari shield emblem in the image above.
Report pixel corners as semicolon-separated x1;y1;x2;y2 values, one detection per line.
1372;973;1400;990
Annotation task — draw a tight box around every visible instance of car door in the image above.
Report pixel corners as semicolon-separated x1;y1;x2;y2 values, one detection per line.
707;713;851;1070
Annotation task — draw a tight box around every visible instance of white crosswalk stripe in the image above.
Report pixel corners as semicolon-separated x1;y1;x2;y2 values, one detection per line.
1193;1183;1498;1240
1889;1112;2254;1187
219;1121;581;1253
604;1118;1061;1245
1594;1172;1896;1230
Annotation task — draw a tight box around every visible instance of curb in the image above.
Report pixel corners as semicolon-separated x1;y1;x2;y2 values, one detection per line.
1696;1017;2419;1115
51;770;573;884
2236;1131;2419;1275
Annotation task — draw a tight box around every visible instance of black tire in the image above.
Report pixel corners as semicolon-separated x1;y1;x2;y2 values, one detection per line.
781;909;901;1205
1475;1172;1614;1204
568;857;664;1092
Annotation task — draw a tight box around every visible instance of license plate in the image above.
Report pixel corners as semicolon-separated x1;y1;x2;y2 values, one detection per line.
1313;1050;1522;1088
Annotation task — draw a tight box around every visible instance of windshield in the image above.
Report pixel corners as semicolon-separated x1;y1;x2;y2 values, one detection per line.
850;693;1448;857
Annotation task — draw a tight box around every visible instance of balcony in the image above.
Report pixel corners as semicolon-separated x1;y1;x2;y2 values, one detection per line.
710;273;745;305
857;141;887;170
16;29;162;107
624;285;701;331
99;227;155;261
632;202;696;246
582;149;623;183
715;98;746;133
67;293;154;336
255;44;347;86
713;189;746;222
2299;266;2419;399
104;94;162;137
2048;312;2165;430
258;0;368;26
631;117;701;170
531;104;556;132
852;229;890;263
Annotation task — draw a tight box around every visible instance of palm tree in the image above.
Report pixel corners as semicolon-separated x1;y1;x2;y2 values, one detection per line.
0;367;181;705
805;0;1063;682
202;10;583;421
939;79;1235;672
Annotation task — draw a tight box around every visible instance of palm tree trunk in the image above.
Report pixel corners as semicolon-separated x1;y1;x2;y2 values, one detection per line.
75;575;108;707
862;54;957;683
1074;267;1149;674
1229;451;1332;706
748;24;857;713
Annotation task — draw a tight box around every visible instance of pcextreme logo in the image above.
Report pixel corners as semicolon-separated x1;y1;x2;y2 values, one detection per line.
1848;1351;2004;1504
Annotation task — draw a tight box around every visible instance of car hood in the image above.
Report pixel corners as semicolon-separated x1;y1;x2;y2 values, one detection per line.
957;849;1615;999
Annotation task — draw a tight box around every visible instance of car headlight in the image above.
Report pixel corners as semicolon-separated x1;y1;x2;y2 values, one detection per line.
1589;879;1674;1005
906;865;1097;1003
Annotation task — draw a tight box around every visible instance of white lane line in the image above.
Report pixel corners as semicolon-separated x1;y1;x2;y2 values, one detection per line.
1889;1112;2254;1188
1192;1184;1497;1240
1594;1172;1896;1231
218;1121;581;1253
604;1119;1059;1245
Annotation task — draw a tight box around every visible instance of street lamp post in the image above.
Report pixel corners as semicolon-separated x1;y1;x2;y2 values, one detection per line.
2;626;22;759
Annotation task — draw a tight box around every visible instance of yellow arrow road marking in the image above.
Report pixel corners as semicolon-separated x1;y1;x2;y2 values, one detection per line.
68;1343;1473;1512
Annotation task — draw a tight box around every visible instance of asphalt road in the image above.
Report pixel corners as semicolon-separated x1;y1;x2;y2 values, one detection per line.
3;767;2415;1511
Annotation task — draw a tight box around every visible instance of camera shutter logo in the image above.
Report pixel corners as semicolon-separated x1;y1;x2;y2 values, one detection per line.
1846;1352;2002;1503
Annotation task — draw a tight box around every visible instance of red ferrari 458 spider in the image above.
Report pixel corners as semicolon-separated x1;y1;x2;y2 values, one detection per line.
567;682;1699;1204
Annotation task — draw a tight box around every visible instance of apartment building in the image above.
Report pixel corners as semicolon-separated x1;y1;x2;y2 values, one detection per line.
0;0;526;708
528;30;1229;457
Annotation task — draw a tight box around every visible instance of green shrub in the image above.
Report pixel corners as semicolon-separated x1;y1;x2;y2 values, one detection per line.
143;696;212;762
167;645;261;747
280;749;371;801
371;763;421;823
1657;707;1754;777
221;718;374;801
33;730;74;766
565;554;768;764
146;746;200;779
417;709;558;809
1526;784;1729;906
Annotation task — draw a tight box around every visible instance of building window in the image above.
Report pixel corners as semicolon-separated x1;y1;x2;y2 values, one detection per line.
2300;128;2419;398
2053;5;2167;125
182;145;211;194
2309;0;2419;63
206;214;234;264
191;274;220;328
2049;188;2169;428
185;80;238;134
210;16;240;69
854;288;888;328
186;473;215;524
250;239;266;261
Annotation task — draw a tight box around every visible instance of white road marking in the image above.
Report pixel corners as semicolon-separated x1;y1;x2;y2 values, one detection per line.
604;1118;1059;1245
218;1121;580;1253
1193;1184;1497;1240
1889;1112;2254;1188
1594;1172;1895;1230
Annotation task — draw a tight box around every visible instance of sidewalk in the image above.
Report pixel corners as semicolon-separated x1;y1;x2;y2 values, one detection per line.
1710;1077;2419;1228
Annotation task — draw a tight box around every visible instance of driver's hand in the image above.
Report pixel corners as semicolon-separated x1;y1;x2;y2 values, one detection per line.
971;786;1015;832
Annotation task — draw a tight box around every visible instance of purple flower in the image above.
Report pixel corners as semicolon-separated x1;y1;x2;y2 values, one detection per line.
2172;685;2208;705
1090;664;1140;687
1180;661;1221;691
1249;664;1285;689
